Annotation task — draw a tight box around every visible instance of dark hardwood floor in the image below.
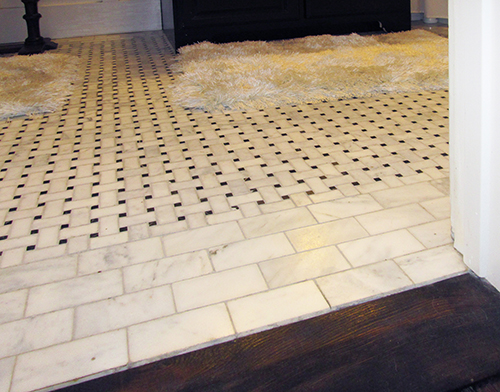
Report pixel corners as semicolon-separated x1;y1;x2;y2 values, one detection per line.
457;375;500;392
56;272;500;392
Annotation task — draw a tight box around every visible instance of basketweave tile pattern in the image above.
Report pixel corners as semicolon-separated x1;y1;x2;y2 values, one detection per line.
0;30;466;392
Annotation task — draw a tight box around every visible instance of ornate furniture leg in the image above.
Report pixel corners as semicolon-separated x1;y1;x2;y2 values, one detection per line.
18;0;58;55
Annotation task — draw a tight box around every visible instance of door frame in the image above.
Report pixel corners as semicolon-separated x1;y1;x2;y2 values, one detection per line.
450;0;500;289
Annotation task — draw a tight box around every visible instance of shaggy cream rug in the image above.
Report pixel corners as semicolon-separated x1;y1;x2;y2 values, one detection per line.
0;53;79;120
171;29;448;111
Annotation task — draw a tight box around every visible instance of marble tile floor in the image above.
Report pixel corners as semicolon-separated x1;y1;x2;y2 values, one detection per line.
0;29;466;392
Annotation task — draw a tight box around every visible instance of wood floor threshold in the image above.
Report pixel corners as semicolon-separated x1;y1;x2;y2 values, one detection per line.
56;273;500;392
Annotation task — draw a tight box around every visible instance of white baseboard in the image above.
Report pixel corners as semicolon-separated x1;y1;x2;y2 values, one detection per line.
412;12;425;21
0;0;162;44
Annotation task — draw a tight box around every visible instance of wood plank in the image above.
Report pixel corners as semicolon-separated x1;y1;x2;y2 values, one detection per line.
458;375;500;392
56;273;500;392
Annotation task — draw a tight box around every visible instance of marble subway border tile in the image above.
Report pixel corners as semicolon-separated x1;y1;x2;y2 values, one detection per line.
127;303;234;363
338;229;426;267
0;289;28;324
123;250;213;293
315;260;414;308
227;281;330;334
25;269;123;316
0;256;77;294
78;236;165;275
259;245;351;288
209;233;295;271
0;357;15;392
355;203;436;235
11;330;128;392
162;221;244;256
370;182;445;208
408;218;453;248
394;245;467;284
172;264;268;312
285;217;369;252
74;285;176;338
0;309;73;359
307;193;384;223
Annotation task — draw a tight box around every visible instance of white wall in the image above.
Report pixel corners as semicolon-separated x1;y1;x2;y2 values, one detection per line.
0;0;163;44
424;0;448;19
450;0;500;289
412;0;424;13
412;0;448;20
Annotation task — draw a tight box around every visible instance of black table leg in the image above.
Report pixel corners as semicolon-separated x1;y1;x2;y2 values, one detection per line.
18;0;58;55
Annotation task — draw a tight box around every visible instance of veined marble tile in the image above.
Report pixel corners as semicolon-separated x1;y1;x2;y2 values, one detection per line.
285;217;368;252
338;230;426;267
162;221;244;256
0;256;77;294
316;260;414;308
25;270;123;316
0;357;15;392
307;194;383;223
75;285;175;338
0;289;27;324
0;309;73;358
260;245;351;288
430;178;450;195
355;203;435;235
420;196;451;220
209;233;295;271
371;182;445;208
123;250;213;293
172;265;268;312
0;247;24;268
238;207;317;239
11;330;128;392
128;304;234;363
394;245;467;284
408;219;452;248
78;237;165;275
227;281;329;333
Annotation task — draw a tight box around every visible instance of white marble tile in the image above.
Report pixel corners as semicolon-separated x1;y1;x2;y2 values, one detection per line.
289;192;313;207
0;309;73;358
123;250;213;293
429;178;450;195
307;194;383;223
227;281;329;333
371;182;445;208
128;304;234;363
408;219;452;248
162;221;245;256
316;260;414;308
0;289;27;324
209;233;295;271
78;237;165;275
238;207;317;238
338;230;426;267
172;265;268;312
0;256;77;294
75;285;176;338
11;330;128;392
285;217;368;252
90;231;129;250
26;270;123;316
0;248;24;268
420;196;451;220
355;203;435;235
260;245;351;288
394;245;467;284
0;357;15;392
